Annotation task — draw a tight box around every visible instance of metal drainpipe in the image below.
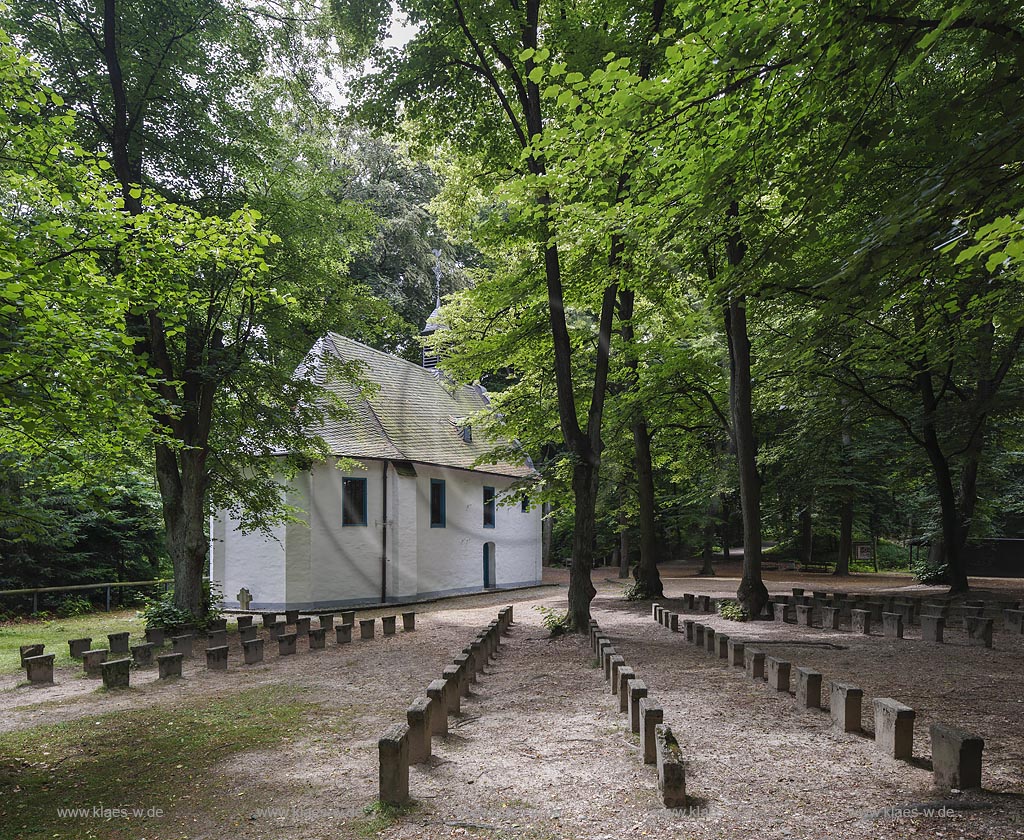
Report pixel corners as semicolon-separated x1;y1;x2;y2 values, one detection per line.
381;460;389;604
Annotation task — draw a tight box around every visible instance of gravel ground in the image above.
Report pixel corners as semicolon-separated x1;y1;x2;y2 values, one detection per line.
2;563;1022;840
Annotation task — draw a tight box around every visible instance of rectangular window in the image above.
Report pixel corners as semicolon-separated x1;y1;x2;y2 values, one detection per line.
342;477;367;526
483;486;496;528
430;479;446;528
521;496;529;513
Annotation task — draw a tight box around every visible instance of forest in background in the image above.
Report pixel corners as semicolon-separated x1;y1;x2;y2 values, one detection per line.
0;0;1021;620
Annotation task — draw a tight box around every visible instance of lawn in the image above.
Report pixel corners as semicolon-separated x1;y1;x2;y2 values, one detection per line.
0;610;148;674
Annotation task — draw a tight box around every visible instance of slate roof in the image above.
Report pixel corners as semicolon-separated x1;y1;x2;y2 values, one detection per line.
302;333;534;479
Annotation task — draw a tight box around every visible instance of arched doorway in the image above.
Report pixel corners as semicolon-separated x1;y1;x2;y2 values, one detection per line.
483;541;496;589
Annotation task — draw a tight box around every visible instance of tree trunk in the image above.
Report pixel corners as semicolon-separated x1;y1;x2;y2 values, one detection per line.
618;518;630;578
723;203;768;618
541;501;552;566
631;417;664;595
567;461;599;629
156;446;209;616
799;504;813;566
701;496;718;576
835;500;853;576
719;496;731;566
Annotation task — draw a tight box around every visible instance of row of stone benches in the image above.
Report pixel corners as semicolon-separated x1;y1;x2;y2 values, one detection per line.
378;606;515;806
653;604;985;791
588;620;685;808
19;613;417;686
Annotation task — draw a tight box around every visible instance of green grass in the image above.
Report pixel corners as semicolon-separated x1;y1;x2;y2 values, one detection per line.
0;684;313;839
0;610;148;674
352;800;419;838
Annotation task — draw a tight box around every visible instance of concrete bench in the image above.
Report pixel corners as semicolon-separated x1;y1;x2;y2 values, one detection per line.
295;617;311;635
359;619;375;640
617;667;636;711
821;606;841;630
598;642;615;676
406;697;432;763
653;603;663;622
285;609;300;625
19;644;44;667
727;638;745;667
796;667;822;708
402;611;416;632
208;618;227;632
744;648;765;680
683;620;695;642
640;699;663;764
267;621;284;641
442;666;461;714
207;629;227;648
427;680;447;735
965;617;993;648
260;613;278;628
655;724;687;808
627;679;648;733
157;652;183;678
382;616;397;636
773;603;791;624
693;623;705;646
851;609;872;635
873;698;914;760
921;615;945;643
1003;609;1023;634
336;624;353;644
171;635;194;658
830;682;863;732
108;632;130;654
930;724;983;790
68;637;92;659
309;627;326;649
82;649;108;677
668;612;680;632
144;627;165;646
102;658;131;689
130;643;154;666
24;653;54;684
278;633;297;656
716;633;730;659
682;593;695;611
704;627;716;654
697;595;712;612
795;605;814;626
766;657;791;692
882;613;904;639
453;654;472;694
340;610;356;625
609;656;626;694
378;724;410;806
206;646;228;670
239;625;258;643
236;615;254;630
243;638;264;664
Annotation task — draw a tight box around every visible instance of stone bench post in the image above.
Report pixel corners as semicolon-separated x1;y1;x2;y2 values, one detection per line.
744;648;765;680
341;610;356;626
873;698;915;760
102;658;131;689
830;682;863;732
617;667;636;711
705;627;716;654
795;605;814;626
965;617;993;648
727;638;745;667
627;679;648;733
427;680;447;736
683;620;695;642
309;627;326;649
697;595;711;612
682;593;694;611
236;615;254;630
278;632;297;656
68;637;92;659
693;623;705;647
669;613;680;632
24;653;54;684
1004;609;1023;634
336;624;353;644
157;652;183;678
267;621;284;641
172;635;194;658
470;640;485;673
144;627;165;647
882;613;904;639
260;613;278;628
406;698;432;763
378;723;410;805
653;603;663;623
83;649;108;677
284;609;299;625
295;617;311;636
207;629;227;648
359;619;375;640
821;606;840;630
208;618;227;632
930;724;984;790
640;699;663;765
442;667;461;714
382;616;397;636
773;603;790;624
453;655;471;695
20;644;44;667
655;725;687;808
851;609;871;635
921;614;945;643
766;657;791;692
716;633;730;659
599;643;615;678
108;632;130;654
316;614;333;631
130;643;154;666
462;647;478;683
239;625;258;644
796;667;822;708
206;646;228;670
243;638;264;664
402;612;416;632
609;655;625;693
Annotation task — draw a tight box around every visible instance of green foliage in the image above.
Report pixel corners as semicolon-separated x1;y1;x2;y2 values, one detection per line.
533;605;572;636
717;599;748;622
141;592;196;633
911;558;949;586
54;596;92;618
622;580;658;602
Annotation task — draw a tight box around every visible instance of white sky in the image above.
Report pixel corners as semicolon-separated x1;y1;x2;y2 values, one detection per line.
325;7;419;106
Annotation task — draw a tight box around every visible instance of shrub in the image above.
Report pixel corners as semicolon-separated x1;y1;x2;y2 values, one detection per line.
911;558;948;585
533;605;572;637
717;599;748;622
55;595;93;618
142;592;196;632
622;580;659;601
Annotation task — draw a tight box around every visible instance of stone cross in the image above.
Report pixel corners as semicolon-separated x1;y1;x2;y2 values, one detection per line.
236;587;252;610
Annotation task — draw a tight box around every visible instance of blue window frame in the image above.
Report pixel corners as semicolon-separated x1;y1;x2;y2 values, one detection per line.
342;477;367;526
483;486;496;528
430;479;446;528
